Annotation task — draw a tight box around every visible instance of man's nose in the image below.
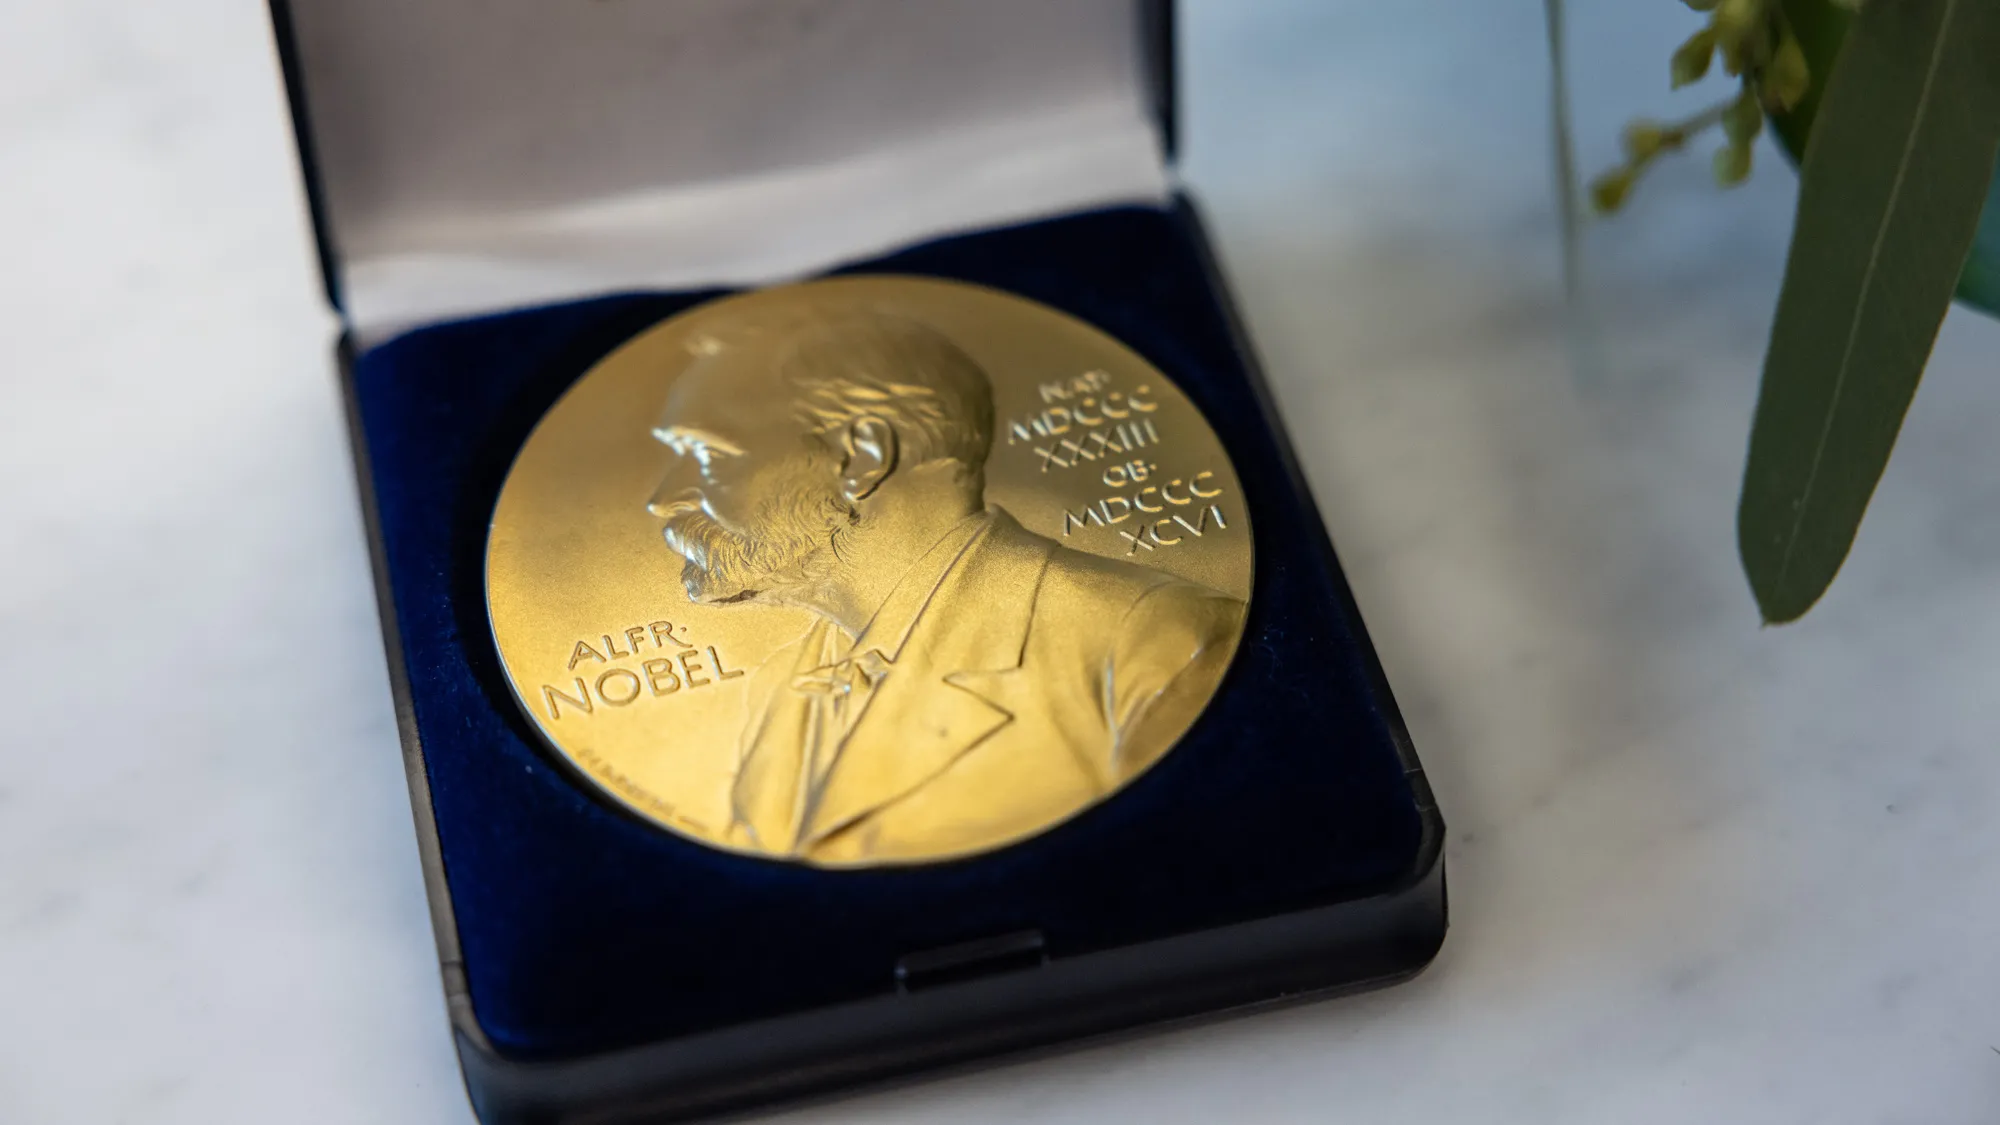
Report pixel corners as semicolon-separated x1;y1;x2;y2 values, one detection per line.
647;484;703;520
647;463;704;519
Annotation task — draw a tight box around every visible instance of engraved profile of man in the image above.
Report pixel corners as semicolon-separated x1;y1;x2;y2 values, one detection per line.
646;304;1244;864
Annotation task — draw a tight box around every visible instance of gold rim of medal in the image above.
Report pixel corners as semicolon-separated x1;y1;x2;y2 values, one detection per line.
485;275;1253;867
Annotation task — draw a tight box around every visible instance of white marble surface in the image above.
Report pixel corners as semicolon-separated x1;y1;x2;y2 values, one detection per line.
4;1;1999;1122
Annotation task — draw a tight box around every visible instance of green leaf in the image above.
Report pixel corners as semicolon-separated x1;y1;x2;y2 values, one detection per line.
1739;0;2000;624
1773;0;2000;319
1723;86;1765;145
1770;0;1856;159
1591;166;1637;212
1715;0;1766;74
1714;140;1755;186
1672;28;1718;87
1763;25;1811;110
1623;120;1671;161
1713;0;1763;43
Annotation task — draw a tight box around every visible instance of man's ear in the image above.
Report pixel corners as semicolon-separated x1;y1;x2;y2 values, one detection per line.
839;416;898;503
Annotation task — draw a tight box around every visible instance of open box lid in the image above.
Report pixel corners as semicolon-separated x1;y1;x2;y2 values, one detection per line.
270;0;1175;337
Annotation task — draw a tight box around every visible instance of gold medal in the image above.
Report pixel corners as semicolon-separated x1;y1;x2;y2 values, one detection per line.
486;276;1253;866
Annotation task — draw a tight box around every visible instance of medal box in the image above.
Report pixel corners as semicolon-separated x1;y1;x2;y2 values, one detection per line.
269;1;1446;1121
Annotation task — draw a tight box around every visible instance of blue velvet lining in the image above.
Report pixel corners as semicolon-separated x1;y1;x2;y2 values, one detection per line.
351;204;1423;1060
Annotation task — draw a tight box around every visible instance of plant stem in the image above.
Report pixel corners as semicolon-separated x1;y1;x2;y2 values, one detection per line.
1545;0;1583;302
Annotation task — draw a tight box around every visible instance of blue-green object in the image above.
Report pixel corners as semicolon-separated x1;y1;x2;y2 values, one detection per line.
1963;172;2000;313
1777;0;2000;317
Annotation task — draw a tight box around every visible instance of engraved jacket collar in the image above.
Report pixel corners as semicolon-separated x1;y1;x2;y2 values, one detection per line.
730;508;1050;856
838;508;991;670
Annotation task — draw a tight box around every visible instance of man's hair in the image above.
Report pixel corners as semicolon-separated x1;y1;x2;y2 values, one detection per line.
690;306;995;478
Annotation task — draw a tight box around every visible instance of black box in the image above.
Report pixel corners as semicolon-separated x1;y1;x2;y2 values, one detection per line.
269;2;1446;1121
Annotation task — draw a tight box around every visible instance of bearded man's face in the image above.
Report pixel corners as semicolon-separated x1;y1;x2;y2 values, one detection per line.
654;456;847;605
647;350;848;606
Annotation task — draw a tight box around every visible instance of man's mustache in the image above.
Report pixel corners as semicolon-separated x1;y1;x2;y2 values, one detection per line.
661;511;733;566
657;487;848;605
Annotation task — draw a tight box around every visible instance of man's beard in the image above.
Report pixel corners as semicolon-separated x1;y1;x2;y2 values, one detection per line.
660;487;851;606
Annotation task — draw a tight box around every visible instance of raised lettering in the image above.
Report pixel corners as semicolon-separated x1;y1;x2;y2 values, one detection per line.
679;649;711;688
1190;472;1222;498
567;641;606;670
649;621;693;649
1062;506;1105;536
1040;371;1110;404
601;633;630;659
597;668;643;706
1058;436;1097;463
1150;519;1183;546
643;658;682;695
710;646;746;681
544;679;593;720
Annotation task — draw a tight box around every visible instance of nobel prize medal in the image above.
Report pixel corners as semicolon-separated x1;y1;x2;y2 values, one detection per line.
486;276;1253;866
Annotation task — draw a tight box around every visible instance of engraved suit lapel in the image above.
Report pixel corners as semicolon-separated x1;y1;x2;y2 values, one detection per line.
799;512;1052;848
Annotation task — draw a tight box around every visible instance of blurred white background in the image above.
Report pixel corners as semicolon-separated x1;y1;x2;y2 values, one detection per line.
3;1;1998;1122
